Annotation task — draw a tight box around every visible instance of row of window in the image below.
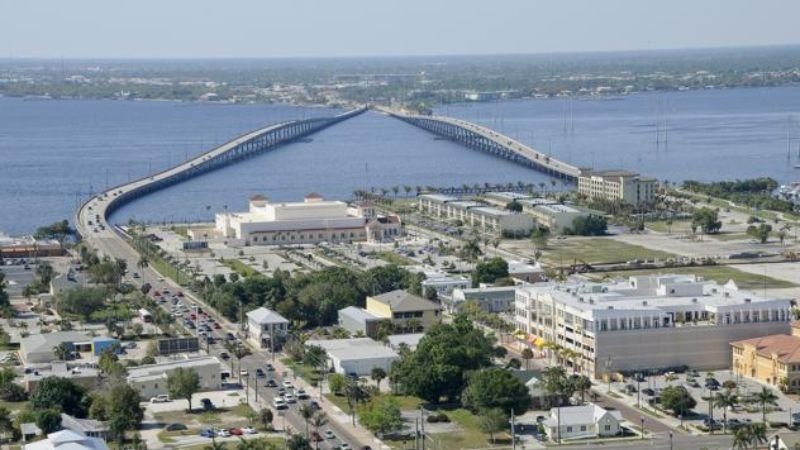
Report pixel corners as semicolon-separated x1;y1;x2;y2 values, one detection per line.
250;230;364;242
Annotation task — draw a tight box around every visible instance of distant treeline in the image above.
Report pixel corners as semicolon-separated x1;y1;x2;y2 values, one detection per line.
682;178;795;213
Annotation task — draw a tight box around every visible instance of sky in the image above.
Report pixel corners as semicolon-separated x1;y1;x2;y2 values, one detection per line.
1;0;799;58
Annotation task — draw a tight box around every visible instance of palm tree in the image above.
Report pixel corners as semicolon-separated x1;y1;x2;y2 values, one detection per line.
749;423;768;449
571;375;593;404
298;403;315;438
137;255;149;285
53;342;70;361
714;390;738;434
521;347;534;370
755;387;778;424
371;367;386;390
732;426;751;450
205;438;226;450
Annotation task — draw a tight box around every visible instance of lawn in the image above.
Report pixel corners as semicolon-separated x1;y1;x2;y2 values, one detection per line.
645;220;692;234
0;400;28;412
376;251;414;266
587;265;797;290
281;358;322;386
707;232;749;241
154;404;255;427
540;237;675;265
177;437;286;450
221;259;259;278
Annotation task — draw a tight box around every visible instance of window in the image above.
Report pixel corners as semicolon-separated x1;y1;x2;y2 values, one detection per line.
566;426;572;432
580;425;586;431
604;425;611;431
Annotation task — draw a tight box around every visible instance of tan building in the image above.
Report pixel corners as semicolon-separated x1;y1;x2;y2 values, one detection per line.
731;322;800;390
577;169;657;207
365;290;443;333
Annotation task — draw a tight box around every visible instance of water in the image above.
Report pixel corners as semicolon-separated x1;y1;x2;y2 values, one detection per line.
2;87;799;235
0;98;551;234
437;86;800;184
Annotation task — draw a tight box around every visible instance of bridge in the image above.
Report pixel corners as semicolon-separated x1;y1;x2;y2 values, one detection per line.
375;106;582;181
75;106;366;241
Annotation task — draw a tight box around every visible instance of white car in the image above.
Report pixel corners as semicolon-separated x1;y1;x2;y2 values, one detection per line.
242;427;256;435
340;444;351;450
240;369;249;377
324;430;335;439
283;393;296;404
216;429;231;438
272;399;287;410
150;395;170;403
282;380;294;389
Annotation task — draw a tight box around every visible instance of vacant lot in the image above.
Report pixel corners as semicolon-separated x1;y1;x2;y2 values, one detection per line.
587;265;797;290
538;237;675;265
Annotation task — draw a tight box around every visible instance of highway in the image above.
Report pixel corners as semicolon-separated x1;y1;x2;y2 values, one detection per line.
75;109;376;450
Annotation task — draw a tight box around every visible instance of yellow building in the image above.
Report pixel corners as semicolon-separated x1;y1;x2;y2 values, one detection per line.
365;290;443;333
731;322;800;391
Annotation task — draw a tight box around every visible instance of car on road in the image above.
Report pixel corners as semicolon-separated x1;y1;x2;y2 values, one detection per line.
216;429;231;438
228;428;243;436
340;444;351;450
220;352;230;360
309;400;321;410
284;393;296;403
265;363;275;371
150;394;171;403
256;368;266;378
242;427;256;435
282;380;294;389
296;389;309;399
240;369;249;377
165;423;187;431
266;379;278;387
199;429;215;438
324;430;335;439
272;398;288;410
641;388;655;396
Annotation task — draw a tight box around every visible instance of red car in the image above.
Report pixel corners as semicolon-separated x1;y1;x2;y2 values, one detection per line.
228;428;243;436
177;291;184;297
310;431;322;442
213;323;221;329
153;291;161;297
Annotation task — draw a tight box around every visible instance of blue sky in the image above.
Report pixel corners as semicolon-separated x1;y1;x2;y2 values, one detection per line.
1;0;798;58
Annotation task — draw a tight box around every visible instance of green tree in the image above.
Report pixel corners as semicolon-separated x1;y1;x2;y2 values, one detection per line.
53;342;71;361
56;286;108;320
660;385;696;421
713;390;738;433
755;386;778;424
471;257;509;287
258;408;274;430
371;367;387;390
565;215;608;236
298;403;315;438
328;373;346;395
521;348;534;370
30;376;88;417
478;408;507;443
692;207;722;234
746;223;772;244
286;434;312;450
359;398;403;435
0;407;13;437
167;368;201;412
461;368;532;416
506;200;523;212
570;375;593;404
106;383;144;443
36;408;63;433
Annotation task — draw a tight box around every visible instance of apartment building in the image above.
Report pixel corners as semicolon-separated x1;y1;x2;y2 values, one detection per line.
366;289;443;332
515;275;791;378
731;322;800;390
577;170;657;207
417;194;533;234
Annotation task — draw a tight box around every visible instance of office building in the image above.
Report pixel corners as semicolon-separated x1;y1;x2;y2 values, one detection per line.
577;170;657;207
731;322;800;391
127;355;221;399
305;338;399;376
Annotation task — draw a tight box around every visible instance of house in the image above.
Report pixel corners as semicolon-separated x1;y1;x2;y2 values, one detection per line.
60;414;110;440
510;370;550;409
450;286;516;313
337;306;383;339
386;333;425;352
508;261;546;284
365;290;442;333
19;332;92;364
23;429;109;450
544;404;623;441
305;338;399;376
126;355;221;399
731;322;800;390
246;307;289;350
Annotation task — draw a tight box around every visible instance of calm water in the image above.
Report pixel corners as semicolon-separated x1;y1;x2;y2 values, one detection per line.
1;87;799;235
437;86;800;184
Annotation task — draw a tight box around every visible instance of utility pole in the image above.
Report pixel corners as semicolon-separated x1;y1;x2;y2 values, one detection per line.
511;408;516;450
419;406;425;450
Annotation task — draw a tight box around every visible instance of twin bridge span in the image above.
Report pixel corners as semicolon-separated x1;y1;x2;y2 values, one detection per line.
77;104;580;241
377;106;582;181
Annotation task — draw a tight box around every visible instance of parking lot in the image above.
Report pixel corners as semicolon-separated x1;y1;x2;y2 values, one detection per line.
609;369;800;432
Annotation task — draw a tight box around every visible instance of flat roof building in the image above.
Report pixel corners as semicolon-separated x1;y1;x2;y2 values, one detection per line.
306;338;399;376
246;307;290;350
451;286;517;313
577;169;657;207
338;306;383;339
515;275;792;378
417;194;533;234
127;355;221;399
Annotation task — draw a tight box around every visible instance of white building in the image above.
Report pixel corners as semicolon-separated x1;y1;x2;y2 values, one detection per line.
522;202;590;234
127;355;221;399
420;272;471;301
544;404;623;441
215;193;400;245
515;275;792;378
246;307;290;350
306;338;399;376
508;261;547;284
451;286;516;313
577;170;657;207
24;430;109;450
417;194;534;234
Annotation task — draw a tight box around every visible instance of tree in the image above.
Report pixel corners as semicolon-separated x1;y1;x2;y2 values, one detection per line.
167;367;201;412
461;368;532;416
542;366;568;407
755;386;778;424
36;408;63;433
0;382;27;402
478;408;507;443
506;200;523;212
298;403;315;438
565;215;608;236
286;434;312;450
359;398;403;435
53;342;71;361
660;386;696;421
56;286;108;320
392;315;495;403
746;223;772;244
714;390;738;433
521;348;534;370
30;376;88;417
692;207;722;234
570;375;593;404
258;408;273;430
0;407;13;437
328;373;347;395
34;220;73;248
371;367;387;390
106;383;145;443
471;257;509;287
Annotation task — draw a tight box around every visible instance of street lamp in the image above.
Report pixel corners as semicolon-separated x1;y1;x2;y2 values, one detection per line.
640;416;645;439
669;431;673;450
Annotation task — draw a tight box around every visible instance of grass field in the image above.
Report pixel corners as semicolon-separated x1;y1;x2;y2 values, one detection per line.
645;220;692;234
540;237;675;265
0;400;28;412
587;265;797;290
221;258;259;277
376;251;414;266
707;232;750;241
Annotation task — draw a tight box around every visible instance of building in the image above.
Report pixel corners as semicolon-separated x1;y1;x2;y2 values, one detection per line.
215;193;401;246
127;355;221;399
386;333;425;352
514;275;792;378
366;290;443;333
60;414;110;440
417;194;534;234
482;192;533;207
19;332;91;364
338;306;383;339
544;404;623;441
246;307;290;350
731;322;800;390
305;338;399;376
508;261;547;284
577;169;657;207
450;286;516;313
23;429;109;450
24;363;99;392
420;273;471;301
523;202;590;234
0;234;65;259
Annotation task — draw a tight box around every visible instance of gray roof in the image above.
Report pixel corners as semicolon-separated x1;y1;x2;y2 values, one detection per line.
338;306;382;322
306;338;399;361
127;355;220;382
386;333;425;350
246;307;289;325
60;414;108;434
371;290;441;313
546;404;622;427
20;332;91;355
21;422;42;436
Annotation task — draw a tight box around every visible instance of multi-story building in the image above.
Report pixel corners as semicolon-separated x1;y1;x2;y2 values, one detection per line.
521;202;591;234
451;286;517;313
514;275;791;378
420;272;471;301
127;355;221;399
577;169;657;207
366;289;443;333
731;322;800;390
417;194;533;234
215;193;401;245
246;307;290;350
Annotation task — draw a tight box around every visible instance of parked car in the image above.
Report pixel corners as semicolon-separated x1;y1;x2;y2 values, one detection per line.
641;388;655;396
216;429;231;438
284;393;296;404
229;428;243;436
282;380;294;389
240;369;249;377
324;430;335;439
255;369;266;378
340;443;351;450
265;363;275;371
273;398;288;410
242;427;256;435
220;352;230;360
266;379;278;388
296;389;309;399
199;429;215;438
703;418;722;431
309;401;321;410
165;423;187;431
200;398;215;411
150;395;171;403
310;431;322;442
